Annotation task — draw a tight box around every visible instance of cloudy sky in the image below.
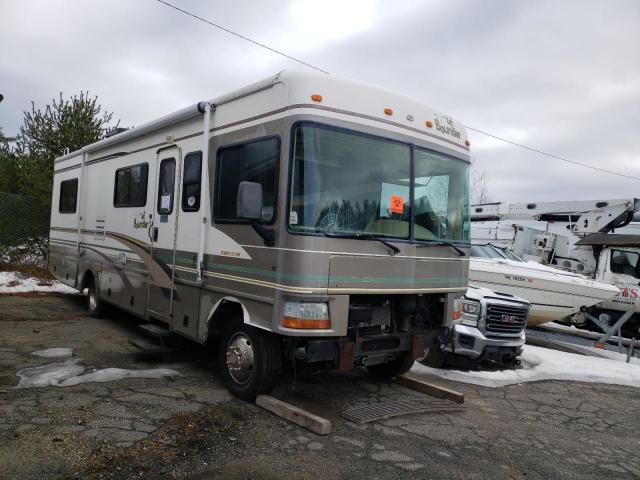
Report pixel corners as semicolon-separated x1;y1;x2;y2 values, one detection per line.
1;0;638;203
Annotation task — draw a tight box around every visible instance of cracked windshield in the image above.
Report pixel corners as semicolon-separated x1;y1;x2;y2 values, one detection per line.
289;124;470;242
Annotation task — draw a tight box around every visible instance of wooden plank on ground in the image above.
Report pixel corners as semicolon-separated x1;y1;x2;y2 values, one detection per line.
395;375;465;404
256;394;331;435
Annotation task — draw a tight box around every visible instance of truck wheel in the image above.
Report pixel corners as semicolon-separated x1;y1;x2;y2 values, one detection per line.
367;353;415;379
420;344;446;368
219;322;282;400
86;276;104;318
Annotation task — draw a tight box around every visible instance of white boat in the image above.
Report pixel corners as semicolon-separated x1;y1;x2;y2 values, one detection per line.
469;245;620;326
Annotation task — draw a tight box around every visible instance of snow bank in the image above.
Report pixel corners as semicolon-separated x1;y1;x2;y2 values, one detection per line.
0;271;78;295
15;358;180;389
411;345;640;388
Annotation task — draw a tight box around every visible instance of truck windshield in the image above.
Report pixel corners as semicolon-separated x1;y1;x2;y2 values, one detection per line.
471;244;524;261
289;124;470;243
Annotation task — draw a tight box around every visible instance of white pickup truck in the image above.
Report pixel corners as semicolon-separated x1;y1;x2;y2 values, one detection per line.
423;285;531;368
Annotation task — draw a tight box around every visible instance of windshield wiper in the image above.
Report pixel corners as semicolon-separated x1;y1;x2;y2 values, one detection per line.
324;232;400;256
416;240;467;257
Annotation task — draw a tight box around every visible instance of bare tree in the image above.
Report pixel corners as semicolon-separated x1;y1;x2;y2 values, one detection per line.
471;169;492;205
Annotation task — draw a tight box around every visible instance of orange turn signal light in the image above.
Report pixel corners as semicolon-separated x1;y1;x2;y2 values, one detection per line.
282;317;331;329
425;120;433;128
452;310;462;321
311;94;323;102
384;108;393;115
465;139;471;147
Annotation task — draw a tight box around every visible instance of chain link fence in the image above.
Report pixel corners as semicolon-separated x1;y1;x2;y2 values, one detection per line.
0;192;51;274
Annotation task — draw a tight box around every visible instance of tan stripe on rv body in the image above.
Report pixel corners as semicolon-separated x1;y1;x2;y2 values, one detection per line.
239;244;469;262
172;265;319;294
327;287;465;294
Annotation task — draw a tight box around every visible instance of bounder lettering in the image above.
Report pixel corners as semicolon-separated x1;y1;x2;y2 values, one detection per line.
434;114;461;139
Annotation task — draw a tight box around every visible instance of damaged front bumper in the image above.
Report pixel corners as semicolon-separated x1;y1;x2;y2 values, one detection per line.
444;324;525;362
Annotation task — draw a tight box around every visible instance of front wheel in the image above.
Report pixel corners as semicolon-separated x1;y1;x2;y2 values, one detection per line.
219;322;282;400
367;353;415;379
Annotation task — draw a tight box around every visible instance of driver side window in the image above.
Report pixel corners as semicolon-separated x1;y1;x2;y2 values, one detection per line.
214;137;279;224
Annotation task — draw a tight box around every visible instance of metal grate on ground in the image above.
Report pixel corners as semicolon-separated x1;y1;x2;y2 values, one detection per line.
343;398;467;424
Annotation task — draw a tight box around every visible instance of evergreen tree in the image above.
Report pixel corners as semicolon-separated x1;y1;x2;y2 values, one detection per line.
15;92;114;205
0;128;19;194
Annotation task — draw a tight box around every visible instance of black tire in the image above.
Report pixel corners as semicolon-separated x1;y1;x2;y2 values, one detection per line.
86;275;104;318
420;344;447;368
219;322;282;400
367;352;415;379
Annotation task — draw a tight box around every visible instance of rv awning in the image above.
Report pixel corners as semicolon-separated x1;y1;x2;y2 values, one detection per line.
576;233;640;247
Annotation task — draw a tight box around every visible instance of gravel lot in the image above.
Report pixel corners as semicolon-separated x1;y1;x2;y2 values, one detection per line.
1;294;639;479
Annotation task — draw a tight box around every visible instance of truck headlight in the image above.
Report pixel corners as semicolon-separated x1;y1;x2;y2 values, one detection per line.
453;298;481;327
282;302;331;329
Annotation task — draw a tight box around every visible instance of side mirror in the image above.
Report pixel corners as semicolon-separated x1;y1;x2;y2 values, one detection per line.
237;181;263;221
236;181;274;246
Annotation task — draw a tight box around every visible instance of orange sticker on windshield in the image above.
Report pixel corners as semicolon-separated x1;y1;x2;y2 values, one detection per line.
390;194;404;214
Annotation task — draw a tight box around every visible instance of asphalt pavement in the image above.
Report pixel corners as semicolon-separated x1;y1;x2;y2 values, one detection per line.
1;294;639;479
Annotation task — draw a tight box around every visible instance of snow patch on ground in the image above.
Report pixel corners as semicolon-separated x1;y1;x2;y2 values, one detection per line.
16;359;85;388
0;271;78;295
59;367;181;387
15;358;180;389
31;348;74;358
411;345;640;388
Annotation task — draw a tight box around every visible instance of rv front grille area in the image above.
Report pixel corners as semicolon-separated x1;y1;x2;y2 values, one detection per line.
347;294;445;332
295;294;446;369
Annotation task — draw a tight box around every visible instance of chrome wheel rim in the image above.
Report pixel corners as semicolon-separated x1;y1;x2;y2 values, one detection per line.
88;288;97;311
226;332;254;385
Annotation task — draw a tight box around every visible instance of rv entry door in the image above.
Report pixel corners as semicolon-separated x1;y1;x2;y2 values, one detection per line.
147;146;182;321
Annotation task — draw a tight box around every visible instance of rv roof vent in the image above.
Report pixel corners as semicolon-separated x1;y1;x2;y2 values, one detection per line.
526;203;536;209
105;127;128;138
475;207;483;213
596;202;608;208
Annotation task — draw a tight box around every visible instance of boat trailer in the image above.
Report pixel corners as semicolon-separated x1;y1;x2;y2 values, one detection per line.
526;311;640;363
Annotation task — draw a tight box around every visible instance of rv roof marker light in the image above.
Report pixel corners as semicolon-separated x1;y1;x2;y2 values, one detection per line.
311;94;323;102
384;108;393;115
425;120;433;128
465;139;471;147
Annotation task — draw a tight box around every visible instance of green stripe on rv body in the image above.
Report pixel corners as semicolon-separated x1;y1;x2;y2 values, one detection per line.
50;239;466;287
50;238;133;254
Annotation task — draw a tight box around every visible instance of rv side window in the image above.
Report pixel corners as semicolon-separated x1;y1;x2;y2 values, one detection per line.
182;151;202;212
59;178;78;213
157;158;176;215
214;137;279;223
114;163;149;207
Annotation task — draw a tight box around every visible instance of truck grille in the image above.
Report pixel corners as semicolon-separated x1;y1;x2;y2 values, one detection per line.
485;304;528;335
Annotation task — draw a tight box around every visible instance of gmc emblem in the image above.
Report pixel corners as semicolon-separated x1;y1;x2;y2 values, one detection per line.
501;314;519;323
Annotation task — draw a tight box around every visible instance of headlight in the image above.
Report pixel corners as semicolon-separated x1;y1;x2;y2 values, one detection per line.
462;300;480;316
453;298;481;327
282;302;330;329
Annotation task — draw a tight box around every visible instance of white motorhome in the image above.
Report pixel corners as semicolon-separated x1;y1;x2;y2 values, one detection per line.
49;70;476;399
